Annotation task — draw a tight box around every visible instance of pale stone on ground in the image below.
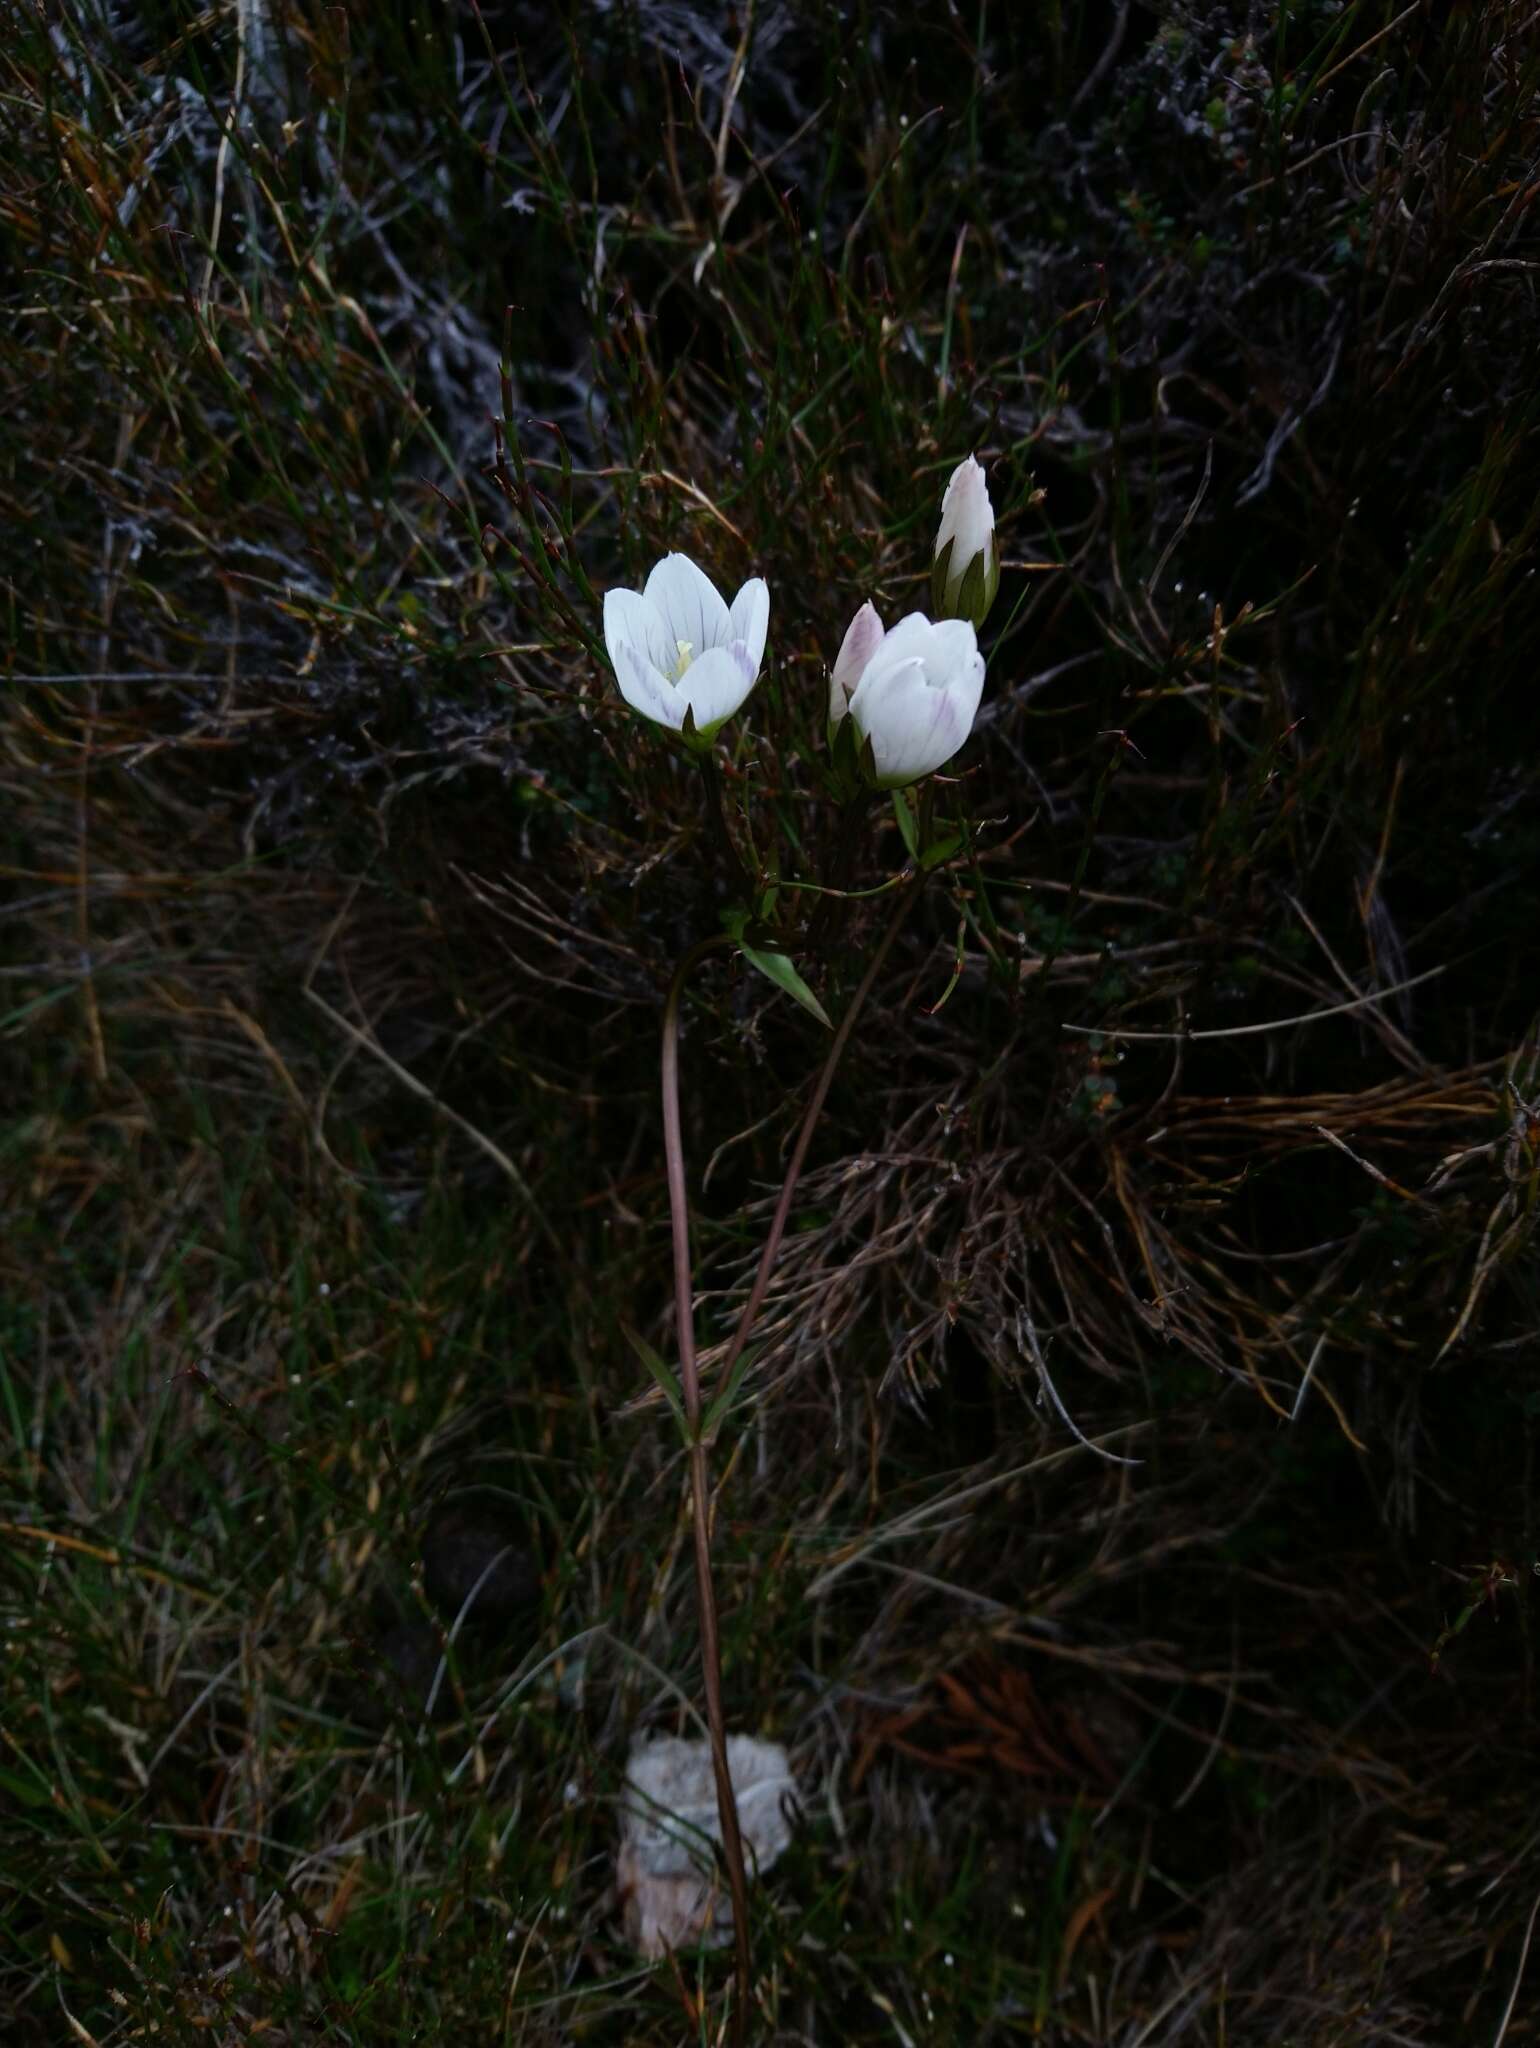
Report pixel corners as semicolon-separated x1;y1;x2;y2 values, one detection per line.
617;1734;797;1958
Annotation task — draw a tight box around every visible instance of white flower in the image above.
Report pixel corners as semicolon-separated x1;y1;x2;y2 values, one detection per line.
831;609;986;789
932;454;999;627
603;552;769;745
827;599;885;736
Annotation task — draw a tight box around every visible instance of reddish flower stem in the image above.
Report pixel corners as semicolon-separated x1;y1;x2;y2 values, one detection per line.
658;876;919;2043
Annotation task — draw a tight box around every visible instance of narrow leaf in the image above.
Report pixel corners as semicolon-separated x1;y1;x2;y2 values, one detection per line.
739;940;832;1027
623;1326;692;1444
925;914;969;1015
722;910;832;1027
702;1347;757;1438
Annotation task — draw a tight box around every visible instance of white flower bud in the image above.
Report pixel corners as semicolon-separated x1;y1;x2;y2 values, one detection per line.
931;455;999;627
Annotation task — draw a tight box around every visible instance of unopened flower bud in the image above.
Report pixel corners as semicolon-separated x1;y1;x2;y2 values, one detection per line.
931;454;999;628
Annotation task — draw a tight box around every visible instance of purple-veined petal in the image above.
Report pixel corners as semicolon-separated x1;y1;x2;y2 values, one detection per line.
727;577;770;675
860;610;939;676
643;553;731;656
925;617;981;677
857;662;965;786
604;586;674;679
831;600;885;704
680;642;757;733
847;650;925;750
615;640;685;729
828;668;849;731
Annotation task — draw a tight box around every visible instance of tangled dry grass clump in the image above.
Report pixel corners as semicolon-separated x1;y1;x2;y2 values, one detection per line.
3;1;1540;2041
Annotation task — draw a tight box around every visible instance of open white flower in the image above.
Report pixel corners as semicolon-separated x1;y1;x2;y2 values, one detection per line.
932;454;999;627
831;608;986;789
603;553;769;745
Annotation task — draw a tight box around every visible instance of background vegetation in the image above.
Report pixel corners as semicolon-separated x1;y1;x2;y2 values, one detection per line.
3;0;1538;2039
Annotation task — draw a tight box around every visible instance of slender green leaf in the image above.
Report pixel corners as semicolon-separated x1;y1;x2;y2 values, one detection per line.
721;910;832;1027
738;940;831;1027
702;1347;756;1439
623;1326;692;1444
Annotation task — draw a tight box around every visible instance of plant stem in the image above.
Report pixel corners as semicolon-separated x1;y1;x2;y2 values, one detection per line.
660;932;751;2045
713;873;920;1400
807;792;871;950
699;749;752;902
657;877;920;2043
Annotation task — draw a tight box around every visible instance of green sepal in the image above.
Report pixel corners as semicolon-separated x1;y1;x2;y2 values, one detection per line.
676;700;716;755
954;548;986;626
933;536;1000;628
931;535;956;618
981;536;1000;621
890;787;921;860
827;706;864;801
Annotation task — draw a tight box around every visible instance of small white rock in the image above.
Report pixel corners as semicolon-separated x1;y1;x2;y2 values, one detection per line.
616;1733;797;1958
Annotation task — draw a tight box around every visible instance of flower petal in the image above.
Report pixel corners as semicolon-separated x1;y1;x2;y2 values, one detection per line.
828;668;849;732
679;643;757;734
943;644;986;740
855;662;963;787
924;617;982;678
934;454;993;566
614;641;685;730
604;586;674;678
831;600;885;703
858;609;938;678
643;553;731;655
727;577;770;675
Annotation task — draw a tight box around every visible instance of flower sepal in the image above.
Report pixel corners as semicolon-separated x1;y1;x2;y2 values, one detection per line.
675;700;711;755
889;787;962;871
824;695;870;800
930;530;999;630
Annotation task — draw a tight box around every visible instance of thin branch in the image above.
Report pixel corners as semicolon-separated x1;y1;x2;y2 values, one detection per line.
698;751;751;902
1063;965;1445;1043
